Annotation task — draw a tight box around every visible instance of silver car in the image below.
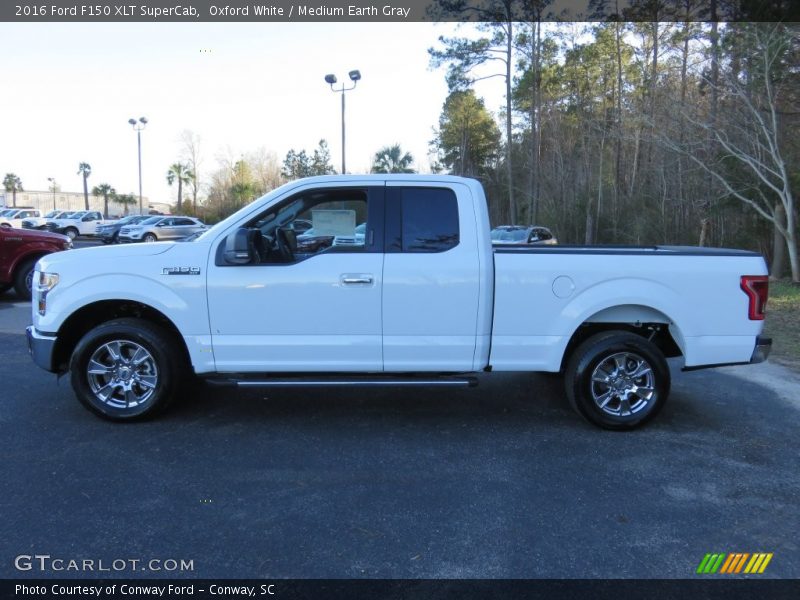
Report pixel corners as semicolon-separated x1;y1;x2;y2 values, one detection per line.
119;216;206;243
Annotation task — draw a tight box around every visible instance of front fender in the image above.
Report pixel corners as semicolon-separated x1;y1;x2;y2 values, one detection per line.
37;273;209;337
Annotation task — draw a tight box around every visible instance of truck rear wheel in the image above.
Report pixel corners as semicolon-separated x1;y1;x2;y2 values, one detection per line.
565;331;670;430
70;318;183;421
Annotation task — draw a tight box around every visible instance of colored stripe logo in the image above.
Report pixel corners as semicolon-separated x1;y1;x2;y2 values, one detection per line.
696;553;773;574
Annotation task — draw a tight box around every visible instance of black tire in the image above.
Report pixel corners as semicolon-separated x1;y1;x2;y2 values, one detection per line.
0;282;12;295
13;258;37;300
565;331;670;430
143;233;157;243
70;318;185;421
64;227;78;240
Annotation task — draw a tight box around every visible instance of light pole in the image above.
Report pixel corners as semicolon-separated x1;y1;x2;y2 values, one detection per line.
128;116;148;214
324;70;361;174
47;177;56;211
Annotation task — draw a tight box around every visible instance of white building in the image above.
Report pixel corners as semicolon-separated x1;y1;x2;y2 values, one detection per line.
0;190;169;216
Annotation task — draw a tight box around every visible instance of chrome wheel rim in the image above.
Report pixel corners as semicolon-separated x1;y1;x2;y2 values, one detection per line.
590;352;655;417
144;235;155;242
66;229;77;239
86;340;159;409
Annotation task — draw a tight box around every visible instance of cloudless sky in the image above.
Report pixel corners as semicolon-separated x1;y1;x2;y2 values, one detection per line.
1;22;504;205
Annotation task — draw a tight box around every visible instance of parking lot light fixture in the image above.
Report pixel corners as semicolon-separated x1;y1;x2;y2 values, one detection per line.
325;70;361;174
47;177;56;210
128;116;148;215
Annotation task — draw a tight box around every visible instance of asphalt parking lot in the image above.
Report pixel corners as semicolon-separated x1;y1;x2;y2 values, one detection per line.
1;258;799;579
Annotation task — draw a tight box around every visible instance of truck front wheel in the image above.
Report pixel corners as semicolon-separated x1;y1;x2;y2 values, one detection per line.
70;318;183;421
565;331;670;430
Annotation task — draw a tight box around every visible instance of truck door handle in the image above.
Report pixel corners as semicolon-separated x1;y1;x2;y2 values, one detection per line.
341;275;373;285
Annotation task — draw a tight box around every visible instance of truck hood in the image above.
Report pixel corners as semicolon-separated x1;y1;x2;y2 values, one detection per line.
37;240;175;271
0;227;69;244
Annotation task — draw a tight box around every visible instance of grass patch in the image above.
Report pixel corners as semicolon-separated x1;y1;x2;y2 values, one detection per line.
763;280;800;369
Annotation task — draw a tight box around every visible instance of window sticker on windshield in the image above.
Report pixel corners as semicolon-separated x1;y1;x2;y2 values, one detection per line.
311;209;356;237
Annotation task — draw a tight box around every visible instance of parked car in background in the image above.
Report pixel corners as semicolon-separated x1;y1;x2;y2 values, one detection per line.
118;216;206;243
491;225;557;245
295;227;335;253
333;222;367;248
23;210;75;230
96;215;151;244
0;208;43;229
44;211;110;239
0;226;71;299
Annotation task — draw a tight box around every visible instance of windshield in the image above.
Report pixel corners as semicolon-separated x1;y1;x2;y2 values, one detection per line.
139;216;162;225
67;211;88;219
0;209;13;217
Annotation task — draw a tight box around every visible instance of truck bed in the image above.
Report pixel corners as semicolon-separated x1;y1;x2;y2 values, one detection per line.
489;245;767;372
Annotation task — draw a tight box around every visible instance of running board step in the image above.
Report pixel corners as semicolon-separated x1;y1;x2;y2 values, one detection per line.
204;375;479;388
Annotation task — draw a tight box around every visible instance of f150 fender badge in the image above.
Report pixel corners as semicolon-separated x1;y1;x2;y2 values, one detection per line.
162;267;201;275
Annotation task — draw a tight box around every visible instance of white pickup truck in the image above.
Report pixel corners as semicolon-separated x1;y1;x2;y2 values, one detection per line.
44;210;110;239
26;176;771;429
0;208;43;228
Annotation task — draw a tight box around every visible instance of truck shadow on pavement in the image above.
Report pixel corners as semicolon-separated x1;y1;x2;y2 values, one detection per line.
159;364;791;439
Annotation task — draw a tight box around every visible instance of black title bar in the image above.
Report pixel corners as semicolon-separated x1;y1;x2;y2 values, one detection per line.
5;579;800;600
2;0;799;22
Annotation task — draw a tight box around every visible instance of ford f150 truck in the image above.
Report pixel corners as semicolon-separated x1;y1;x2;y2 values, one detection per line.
26;176;771;429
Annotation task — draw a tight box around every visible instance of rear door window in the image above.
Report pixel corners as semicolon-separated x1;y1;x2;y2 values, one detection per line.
386;187;459;253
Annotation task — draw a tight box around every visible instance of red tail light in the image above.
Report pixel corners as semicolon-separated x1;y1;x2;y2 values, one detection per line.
740;275;769;320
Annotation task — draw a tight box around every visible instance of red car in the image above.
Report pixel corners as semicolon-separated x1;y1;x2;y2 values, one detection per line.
0;226;71;300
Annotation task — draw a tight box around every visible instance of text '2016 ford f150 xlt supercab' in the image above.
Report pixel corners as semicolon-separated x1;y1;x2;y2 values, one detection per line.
26;175;771;429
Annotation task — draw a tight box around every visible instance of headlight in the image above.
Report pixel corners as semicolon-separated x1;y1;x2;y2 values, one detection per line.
63;240;72;250
38;272;59;291
37;272;59;316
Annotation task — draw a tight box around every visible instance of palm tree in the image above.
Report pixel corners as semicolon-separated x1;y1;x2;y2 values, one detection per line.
77;162;92;210
166;163;193;213
92;183;115;218
2;173;23;207
114;192;137;216
370;144;415;174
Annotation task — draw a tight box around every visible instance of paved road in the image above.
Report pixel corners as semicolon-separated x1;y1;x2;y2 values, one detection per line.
1;292;799;579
